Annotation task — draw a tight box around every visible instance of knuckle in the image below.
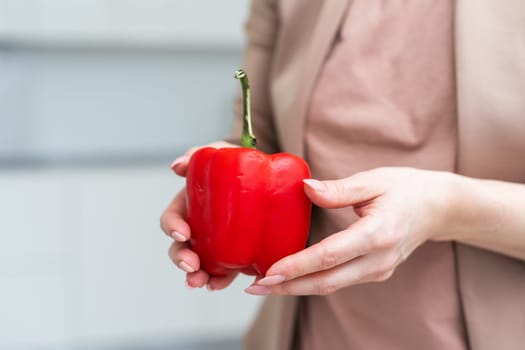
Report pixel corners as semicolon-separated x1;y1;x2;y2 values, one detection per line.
313;279;340;296
168;244;177;262
159;212;169;232
318;241;339;270
368;233;386;250
276;282;293;295
159;214;165;231
351;267;366;282
372;256;397;281
332;180;350;204
370;228;399;250
374;268;394;282
289;264;305;279
168;242;186;264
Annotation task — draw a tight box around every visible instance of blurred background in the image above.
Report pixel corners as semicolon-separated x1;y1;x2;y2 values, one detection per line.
0;1;262;349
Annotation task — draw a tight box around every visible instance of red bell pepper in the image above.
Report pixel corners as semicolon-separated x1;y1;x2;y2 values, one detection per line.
185;69;311;277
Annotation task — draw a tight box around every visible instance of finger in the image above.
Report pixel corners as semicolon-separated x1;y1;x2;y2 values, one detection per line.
273;252;395;295
170;141;237;177
247;252;396;296
303;172;384;209
207;270;240;291
168;242;200;273
160;189;190;241
187;270;210;289
170;146;200;177
263;216;383;282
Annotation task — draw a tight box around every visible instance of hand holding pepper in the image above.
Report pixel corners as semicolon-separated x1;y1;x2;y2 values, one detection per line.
161;70;311;290
161;141;244;290
243;167;450;295
161;70;525;295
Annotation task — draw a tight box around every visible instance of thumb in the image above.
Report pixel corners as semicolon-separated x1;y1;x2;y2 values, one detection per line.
303;176;381;209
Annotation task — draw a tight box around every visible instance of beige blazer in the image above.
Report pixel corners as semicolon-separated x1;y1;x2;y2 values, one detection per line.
230;1;525;349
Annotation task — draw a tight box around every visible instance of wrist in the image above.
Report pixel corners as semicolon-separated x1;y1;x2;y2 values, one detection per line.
428;171;468;242
431;172;505;242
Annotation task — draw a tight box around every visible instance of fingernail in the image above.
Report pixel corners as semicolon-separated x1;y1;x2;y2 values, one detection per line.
245;285;271;296
257;275;286;286
171;231;186;242
170;156;188;169
178;261;195;273
303;179;325;192
206;283;215;292
185;280;194;289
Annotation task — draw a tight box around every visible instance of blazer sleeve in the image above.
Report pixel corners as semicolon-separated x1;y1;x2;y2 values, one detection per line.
226;0;281;154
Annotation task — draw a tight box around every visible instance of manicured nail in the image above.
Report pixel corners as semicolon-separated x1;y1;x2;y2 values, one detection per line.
171;231;186;242
303;179;325;192
245;285;271;296
170;156;188;169
178;261;195;273
257;275;286;286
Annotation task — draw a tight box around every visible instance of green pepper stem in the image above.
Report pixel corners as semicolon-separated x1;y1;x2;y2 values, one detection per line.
235;69;257;149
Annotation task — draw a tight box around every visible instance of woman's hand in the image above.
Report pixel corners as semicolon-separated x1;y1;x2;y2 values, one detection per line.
160;141;239;290
245;167;456;296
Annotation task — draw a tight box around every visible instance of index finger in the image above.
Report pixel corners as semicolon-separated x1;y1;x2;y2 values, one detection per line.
263;216;382;282
160;189;191;242
171;141;237;177
170;146;200;177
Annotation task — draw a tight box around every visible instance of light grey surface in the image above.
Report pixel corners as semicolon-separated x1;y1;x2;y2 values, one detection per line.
0;0;248;48
0;2;257;350
0;45;242;165
28;337;243;350
83;338;242;350
0;167;261;349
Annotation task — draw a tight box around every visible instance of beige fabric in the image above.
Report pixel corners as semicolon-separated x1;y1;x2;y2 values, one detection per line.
455;1;525;182
237;1;525;349
296;1;466;349
452;2;525;349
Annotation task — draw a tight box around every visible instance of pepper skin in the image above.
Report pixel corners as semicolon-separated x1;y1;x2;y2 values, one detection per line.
186;147;311;277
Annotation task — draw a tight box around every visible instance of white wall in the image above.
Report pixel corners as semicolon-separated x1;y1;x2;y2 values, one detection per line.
0;0;250;162
0;48;241;161
0;1;263;349
0;166;262;349
0;0;248;48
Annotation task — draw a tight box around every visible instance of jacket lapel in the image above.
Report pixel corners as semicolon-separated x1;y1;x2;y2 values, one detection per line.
455;0;525;182
455;1;525;349
244;3;351;350
284;0;351;157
